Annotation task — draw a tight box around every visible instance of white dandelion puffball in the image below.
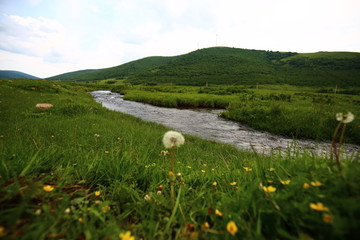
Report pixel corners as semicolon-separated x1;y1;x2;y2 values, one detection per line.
163;131;185;148
336;112;355;124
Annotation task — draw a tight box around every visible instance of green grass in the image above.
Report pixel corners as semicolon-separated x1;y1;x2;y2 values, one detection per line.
1;79;360;239
118;85;360;144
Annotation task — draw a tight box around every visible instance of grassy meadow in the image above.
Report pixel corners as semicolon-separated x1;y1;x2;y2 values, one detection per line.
118;85;360;144
1;79;360;239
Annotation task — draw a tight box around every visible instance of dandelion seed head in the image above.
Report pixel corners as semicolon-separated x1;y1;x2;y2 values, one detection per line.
162;131;185;148
336;112;354;123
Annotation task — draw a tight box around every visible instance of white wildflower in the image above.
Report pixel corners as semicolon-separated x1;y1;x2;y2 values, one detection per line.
162;131;185;149
336;112;354;124
144;194;152;201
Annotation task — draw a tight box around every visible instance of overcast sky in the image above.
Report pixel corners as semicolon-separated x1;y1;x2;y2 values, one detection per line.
1;0;359;78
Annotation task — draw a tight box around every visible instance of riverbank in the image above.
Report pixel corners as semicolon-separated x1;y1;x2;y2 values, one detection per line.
91;90;359;157
1;79;360;239
115;85;360;144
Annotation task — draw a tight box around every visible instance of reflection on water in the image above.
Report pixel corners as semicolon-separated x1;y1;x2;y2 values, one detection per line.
91;91;359;157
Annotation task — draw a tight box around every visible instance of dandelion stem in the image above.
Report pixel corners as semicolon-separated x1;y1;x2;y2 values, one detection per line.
330;122;342;161
170;146;175;207
165;186;182;234
335;123;347;172
171;146;175;173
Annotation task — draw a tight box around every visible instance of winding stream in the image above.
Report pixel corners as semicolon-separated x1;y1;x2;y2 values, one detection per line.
91;91;359;157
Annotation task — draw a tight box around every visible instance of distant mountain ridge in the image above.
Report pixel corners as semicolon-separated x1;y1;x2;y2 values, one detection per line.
0;70;39;79
48;47;360;87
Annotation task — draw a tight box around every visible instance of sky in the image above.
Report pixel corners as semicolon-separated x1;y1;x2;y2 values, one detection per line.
0;0;359;78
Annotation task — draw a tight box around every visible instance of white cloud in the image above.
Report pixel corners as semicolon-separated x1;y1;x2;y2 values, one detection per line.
0;14;74;60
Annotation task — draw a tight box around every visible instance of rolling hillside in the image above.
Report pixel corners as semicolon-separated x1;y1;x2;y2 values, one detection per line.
0;70;39;79
48;56;175;82
48;47;360;87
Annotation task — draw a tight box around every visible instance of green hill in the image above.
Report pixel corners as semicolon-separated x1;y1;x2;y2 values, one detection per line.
48;47;360;87
0;70;39;79
48;56;175;82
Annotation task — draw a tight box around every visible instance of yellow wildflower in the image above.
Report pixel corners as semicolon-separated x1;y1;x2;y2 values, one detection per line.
102;205;111;213
212;182;217;187
119;231;135;240
309;202;329;212
323;213;334;224
268;168;275;172
215;209;223;216
201;222;210;229
43;185;54;192
201;170;206;173
262;186;276;193
310;181;323;187
95;191;101;196
0;226;5;237
230;182;237;186
187;166;192;168
78;218;84;223
243;167;252;172
280;180;291;185
303;183;310;189
226;221;238;236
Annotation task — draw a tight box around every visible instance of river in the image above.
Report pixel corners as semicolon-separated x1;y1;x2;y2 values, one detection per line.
91;90;359;157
